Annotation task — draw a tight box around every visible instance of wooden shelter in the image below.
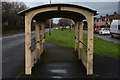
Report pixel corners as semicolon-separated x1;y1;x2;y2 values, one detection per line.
18;3;97;75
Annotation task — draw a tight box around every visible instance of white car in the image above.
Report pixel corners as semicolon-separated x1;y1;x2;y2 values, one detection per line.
110;20;120;38
99;28;110;34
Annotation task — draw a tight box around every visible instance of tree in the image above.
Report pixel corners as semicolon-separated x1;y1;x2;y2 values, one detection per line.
2;1;27;25
2;1;27;33
59;18;73;26
58;18;73;31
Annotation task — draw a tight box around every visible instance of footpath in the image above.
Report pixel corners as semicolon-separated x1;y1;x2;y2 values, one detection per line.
21;41;119;79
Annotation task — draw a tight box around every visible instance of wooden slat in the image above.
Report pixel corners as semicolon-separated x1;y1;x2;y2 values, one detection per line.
25;13;31;75
35;22;40;59
81;49;87;61
40;45;43;54
49;19;51;35
80;49;87;69
87;15;94;75
31;45;43;68
42;22;45;51
75;22;78;52
81;56;87;69
42;45;43;53
31;49;38;68
78;21;83;59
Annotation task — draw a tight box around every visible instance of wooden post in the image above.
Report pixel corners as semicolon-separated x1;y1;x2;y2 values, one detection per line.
41;22;45;51
75;22;78;52
49;19;51;35
25;13;31;75
78;21;83;59
35;22;40;59
87;15;94;75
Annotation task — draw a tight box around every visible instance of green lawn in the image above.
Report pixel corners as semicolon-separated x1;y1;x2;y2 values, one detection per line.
45;29;120;57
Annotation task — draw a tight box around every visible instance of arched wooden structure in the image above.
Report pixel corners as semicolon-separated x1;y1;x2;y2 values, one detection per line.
18;3;97;75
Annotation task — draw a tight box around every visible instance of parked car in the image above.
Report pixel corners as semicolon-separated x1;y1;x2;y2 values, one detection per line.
99;28;110;34
94;28;101;34
110;20;120;38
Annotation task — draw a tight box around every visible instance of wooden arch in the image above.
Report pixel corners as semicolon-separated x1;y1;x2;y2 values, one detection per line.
18;3;97;75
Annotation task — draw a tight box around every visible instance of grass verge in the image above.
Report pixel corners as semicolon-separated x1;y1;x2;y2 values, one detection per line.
45;29;120;57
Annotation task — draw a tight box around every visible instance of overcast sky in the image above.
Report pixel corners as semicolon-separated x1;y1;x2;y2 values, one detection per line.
3;0;120;2
24;1;119;23
25;2;118;16
4;0;119;23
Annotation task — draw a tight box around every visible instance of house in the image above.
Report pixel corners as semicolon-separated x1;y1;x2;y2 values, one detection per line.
95;12;120;28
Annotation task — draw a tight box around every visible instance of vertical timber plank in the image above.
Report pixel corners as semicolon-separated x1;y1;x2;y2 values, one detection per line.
78;21;83;59
25;13;31;75
42;22;45;51
75;22;78;52
49;19;51;35
35;22;40;59
87;15;94;75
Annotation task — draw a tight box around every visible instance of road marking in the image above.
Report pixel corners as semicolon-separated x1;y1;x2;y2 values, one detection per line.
0;33;25;40
0;29;52;40
0;31;36;40
1;28;54;49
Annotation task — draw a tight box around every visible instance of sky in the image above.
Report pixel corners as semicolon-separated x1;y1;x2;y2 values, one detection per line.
25;2;119;23
25;2;118;17
3;0;120;2
3;0;119;23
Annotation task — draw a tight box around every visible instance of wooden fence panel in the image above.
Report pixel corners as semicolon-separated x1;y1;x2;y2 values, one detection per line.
31;45;43;68
80;49;87;69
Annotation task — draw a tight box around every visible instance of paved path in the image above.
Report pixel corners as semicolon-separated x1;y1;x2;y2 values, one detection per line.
21;41;119;79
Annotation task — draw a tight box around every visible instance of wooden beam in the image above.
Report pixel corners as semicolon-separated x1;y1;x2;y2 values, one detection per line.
87;15;94;75
78;21;83;59
35;22;40;59
25;13;31;75
75;22;78;52
42;22;45;51
49;19;51;35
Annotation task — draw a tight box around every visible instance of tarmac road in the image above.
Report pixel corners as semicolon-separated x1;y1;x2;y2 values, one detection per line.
83;30;120;44
2;28;55;78
72;28;120;44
